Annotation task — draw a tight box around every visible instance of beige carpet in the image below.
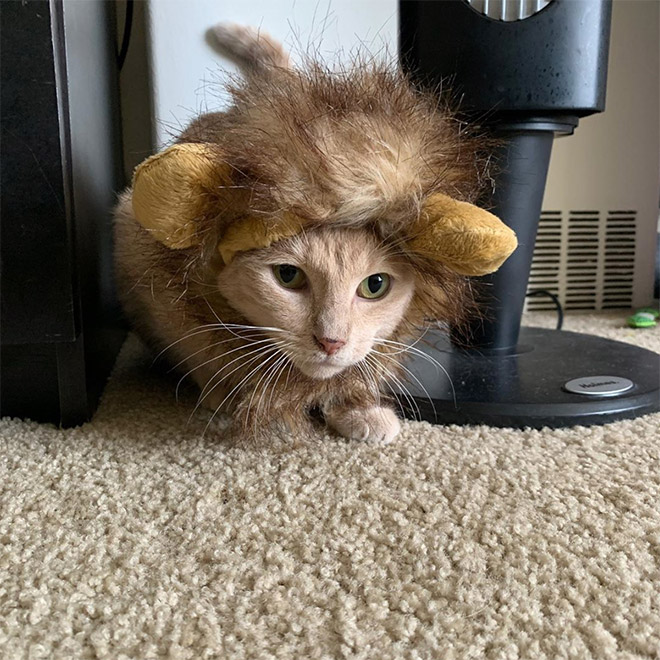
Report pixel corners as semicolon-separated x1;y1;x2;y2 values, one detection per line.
1;313;659;659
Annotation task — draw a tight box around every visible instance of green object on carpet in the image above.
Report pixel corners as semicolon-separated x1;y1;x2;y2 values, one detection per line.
627;307;659;328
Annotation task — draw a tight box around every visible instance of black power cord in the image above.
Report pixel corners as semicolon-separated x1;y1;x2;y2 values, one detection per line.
526;289;564;330
117;0;134;71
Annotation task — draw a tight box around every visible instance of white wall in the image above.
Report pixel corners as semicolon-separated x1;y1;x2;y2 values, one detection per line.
542;0;659;305
146;0;398;148
543;0;659;213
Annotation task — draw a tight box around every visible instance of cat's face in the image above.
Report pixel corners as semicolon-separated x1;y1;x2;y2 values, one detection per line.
216;227;415;379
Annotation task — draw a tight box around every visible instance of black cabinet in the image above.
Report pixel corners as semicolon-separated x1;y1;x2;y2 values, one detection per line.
1;1;126;426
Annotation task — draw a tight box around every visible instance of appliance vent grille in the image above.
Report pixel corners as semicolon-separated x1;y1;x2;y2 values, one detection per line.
527;210;637;312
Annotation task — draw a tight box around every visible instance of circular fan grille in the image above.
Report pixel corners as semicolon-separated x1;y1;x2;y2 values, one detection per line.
466;0;553;21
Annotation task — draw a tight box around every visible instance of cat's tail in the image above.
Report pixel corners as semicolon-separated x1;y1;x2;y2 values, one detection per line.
209;23;292;73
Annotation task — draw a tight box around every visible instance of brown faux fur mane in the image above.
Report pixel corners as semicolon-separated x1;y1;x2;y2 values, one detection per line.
181;54;493;232
114;28;491;444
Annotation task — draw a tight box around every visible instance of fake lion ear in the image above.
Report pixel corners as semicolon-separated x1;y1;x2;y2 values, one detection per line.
408;193;518;277
131;143;232;249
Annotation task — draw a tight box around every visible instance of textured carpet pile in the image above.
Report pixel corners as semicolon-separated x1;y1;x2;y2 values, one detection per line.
1;313;659;659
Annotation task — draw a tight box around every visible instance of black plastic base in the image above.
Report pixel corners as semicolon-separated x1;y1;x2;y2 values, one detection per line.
397;327;660;429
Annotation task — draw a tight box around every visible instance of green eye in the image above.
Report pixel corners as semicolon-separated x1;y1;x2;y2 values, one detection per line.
273;264;306;289
357;273;391;299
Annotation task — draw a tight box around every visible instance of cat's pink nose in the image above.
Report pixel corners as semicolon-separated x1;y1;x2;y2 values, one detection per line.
315;336;346;356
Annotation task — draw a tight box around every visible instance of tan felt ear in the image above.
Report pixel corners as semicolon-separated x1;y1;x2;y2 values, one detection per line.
132;143;231;249
217;212;306;265
408;193;518;276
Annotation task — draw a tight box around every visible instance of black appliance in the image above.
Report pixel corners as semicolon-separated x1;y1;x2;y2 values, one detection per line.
398;0;659;427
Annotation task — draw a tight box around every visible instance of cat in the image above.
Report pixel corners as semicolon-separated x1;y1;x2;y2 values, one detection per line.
113;25;489;444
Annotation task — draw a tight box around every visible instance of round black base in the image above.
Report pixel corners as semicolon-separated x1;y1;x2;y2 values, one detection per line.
397;327;660;429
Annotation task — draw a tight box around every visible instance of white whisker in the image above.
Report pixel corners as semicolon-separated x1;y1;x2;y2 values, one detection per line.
168;333;271;373
265;352;293;416
201;297;291;340
283;360;294;392
205;345;286;425
152;322;285;365
373;337;456;407
187;344;281;420
354;359;382;408
201;348;284;437
374;337;441;366
248;350;289;424
152;325;228;364
373;329;430;355
251;352;291;435
366;353;421;421
216;323;290;333
179;338;287;402
372;349;438;422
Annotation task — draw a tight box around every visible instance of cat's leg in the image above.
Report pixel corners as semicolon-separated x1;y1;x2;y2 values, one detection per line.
182;350;313;443
324;403;401;444
177;361;231;414
224;394;316;445
188;375;280;445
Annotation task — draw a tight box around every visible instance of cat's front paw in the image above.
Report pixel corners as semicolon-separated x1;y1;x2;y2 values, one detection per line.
325;405;401;444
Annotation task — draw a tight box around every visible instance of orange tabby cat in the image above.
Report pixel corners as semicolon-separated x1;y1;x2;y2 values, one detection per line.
114;26;487;443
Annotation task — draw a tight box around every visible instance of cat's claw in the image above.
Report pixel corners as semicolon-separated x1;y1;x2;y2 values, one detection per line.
326;405;401;444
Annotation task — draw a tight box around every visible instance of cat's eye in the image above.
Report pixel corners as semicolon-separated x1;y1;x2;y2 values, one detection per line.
357;273;391;299
273;264;307;289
